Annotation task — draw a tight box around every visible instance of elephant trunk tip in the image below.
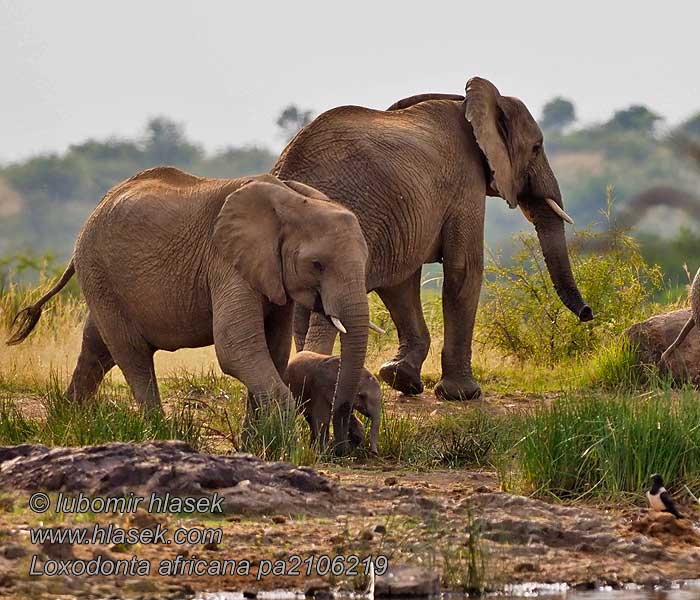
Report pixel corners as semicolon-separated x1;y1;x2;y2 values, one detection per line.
578;304;594;322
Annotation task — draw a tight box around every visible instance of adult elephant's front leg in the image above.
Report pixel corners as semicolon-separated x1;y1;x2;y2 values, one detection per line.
377;269;431;395
435;212;484;401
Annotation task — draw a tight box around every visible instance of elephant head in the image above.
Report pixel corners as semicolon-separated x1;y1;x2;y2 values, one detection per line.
465;77;593;322
213;179;370;454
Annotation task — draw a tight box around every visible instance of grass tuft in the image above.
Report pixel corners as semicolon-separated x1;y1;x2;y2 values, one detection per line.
515;389;700;499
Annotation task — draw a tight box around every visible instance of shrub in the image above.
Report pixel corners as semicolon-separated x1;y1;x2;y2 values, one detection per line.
478;192;663;365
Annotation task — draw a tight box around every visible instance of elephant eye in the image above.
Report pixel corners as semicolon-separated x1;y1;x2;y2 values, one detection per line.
312;260;325;273
533;143;542;154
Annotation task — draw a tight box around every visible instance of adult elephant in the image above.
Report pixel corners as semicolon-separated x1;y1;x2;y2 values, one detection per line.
274;77;593;400
6;168;370;453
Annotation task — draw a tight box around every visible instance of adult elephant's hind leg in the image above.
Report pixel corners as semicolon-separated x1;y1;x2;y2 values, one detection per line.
66;314;115;402
377;269;430;395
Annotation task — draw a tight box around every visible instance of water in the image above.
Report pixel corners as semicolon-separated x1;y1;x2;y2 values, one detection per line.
499;580;700;599
194;581;700;600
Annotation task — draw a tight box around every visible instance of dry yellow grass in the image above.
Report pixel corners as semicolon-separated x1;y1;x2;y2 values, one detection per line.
0;281;569;397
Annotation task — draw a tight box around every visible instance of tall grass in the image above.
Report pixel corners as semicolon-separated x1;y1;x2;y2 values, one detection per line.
515;389;700;499
241;400;318;466
0;374;205;449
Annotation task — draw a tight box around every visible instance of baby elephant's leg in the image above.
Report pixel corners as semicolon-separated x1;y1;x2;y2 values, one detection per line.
348;415;366;449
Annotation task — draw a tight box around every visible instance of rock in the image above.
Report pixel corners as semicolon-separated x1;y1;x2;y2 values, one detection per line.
375;565;440;596
41;540;75;560
0;441;335;516
384;477;398;486
202;541;220;551
630;511;700;546
0;544;26;559
625;309;700;382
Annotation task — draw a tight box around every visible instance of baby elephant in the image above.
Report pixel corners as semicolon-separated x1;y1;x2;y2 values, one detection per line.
660;267;700;365
284;351;381;453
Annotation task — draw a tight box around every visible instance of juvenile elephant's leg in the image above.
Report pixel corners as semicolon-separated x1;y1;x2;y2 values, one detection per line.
212;294;293;419
87;305;162;411
377;269;430;394
66;314;115;403
435;212;484;401
118;350;161;411
304;312;337;355
246;303;295;419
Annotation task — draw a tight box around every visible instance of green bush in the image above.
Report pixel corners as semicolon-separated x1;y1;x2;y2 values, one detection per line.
478;196;663;365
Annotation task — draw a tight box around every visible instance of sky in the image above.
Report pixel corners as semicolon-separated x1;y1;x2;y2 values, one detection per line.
1;0;698;163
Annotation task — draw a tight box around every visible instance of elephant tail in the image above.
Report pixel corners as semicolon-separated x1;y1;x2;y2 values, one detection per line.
5;260;76;345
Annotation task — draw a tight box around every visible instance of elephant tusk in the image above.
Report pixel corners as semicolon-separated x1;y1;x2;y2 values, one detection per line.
545;198;575;225
369;321;386;335
330;316;347;334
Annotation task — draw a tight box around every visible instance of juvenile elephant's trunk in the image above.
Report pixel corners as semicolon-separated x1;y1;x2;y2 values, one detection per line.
323;284;369;456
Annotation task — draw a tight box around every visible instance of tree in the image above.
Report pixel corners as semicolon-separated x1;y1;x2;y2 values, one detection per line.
540;97;576;132
678;112;700;139
142;117;202;166
276;104;314;142
606;105;661;135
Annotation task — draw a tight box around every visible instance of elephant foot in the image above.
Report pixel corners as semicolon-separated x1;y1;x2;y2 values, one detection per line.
434;377;481;401
379;360;424;395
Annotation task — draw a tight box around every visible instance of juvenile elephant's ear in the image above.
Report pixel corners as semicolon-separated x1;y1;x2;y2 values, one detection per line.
212;181;288;305
465;77;518;209
282;180;331;201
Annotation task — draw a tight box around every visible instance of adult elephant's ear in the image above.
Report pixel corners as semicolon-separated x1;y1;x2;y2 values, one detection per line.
213;181;287;305
465;77;518;209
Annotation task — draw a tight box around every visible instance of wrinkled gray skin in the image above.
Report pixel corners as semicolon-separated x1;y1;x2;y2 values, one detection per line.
6;168;370;454
274;77;593;401
284;350;382;453
660;268;700;365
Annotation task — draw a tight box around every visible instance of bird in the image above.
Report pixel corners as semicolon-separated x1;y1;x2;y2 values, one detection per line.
647;473;684;519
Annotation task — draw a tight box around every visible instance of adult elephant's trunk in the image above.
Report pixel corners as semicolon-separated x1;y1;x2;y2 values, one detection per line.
321;283;369;455
522;194;593;322
521;154;593;323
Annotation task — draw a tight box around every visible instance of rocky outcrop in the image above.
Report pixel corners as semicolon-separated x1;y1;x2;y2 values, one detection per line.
0;441;335;515
625;309;700;382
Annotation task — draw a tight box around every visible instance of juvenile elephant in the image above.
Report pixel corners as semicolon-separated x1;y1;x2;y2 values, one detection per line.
274;77;593;400
6;168;370;453
284;350;382;453
659;267;700;365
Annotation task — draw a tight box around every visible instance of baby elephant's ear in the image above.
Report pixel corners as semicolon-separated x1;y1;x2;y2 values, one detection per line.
213;181;290;305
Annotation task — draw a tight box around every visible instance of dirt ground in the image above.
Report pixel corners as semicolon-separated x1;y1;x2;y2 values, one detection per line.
0;436;699;599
